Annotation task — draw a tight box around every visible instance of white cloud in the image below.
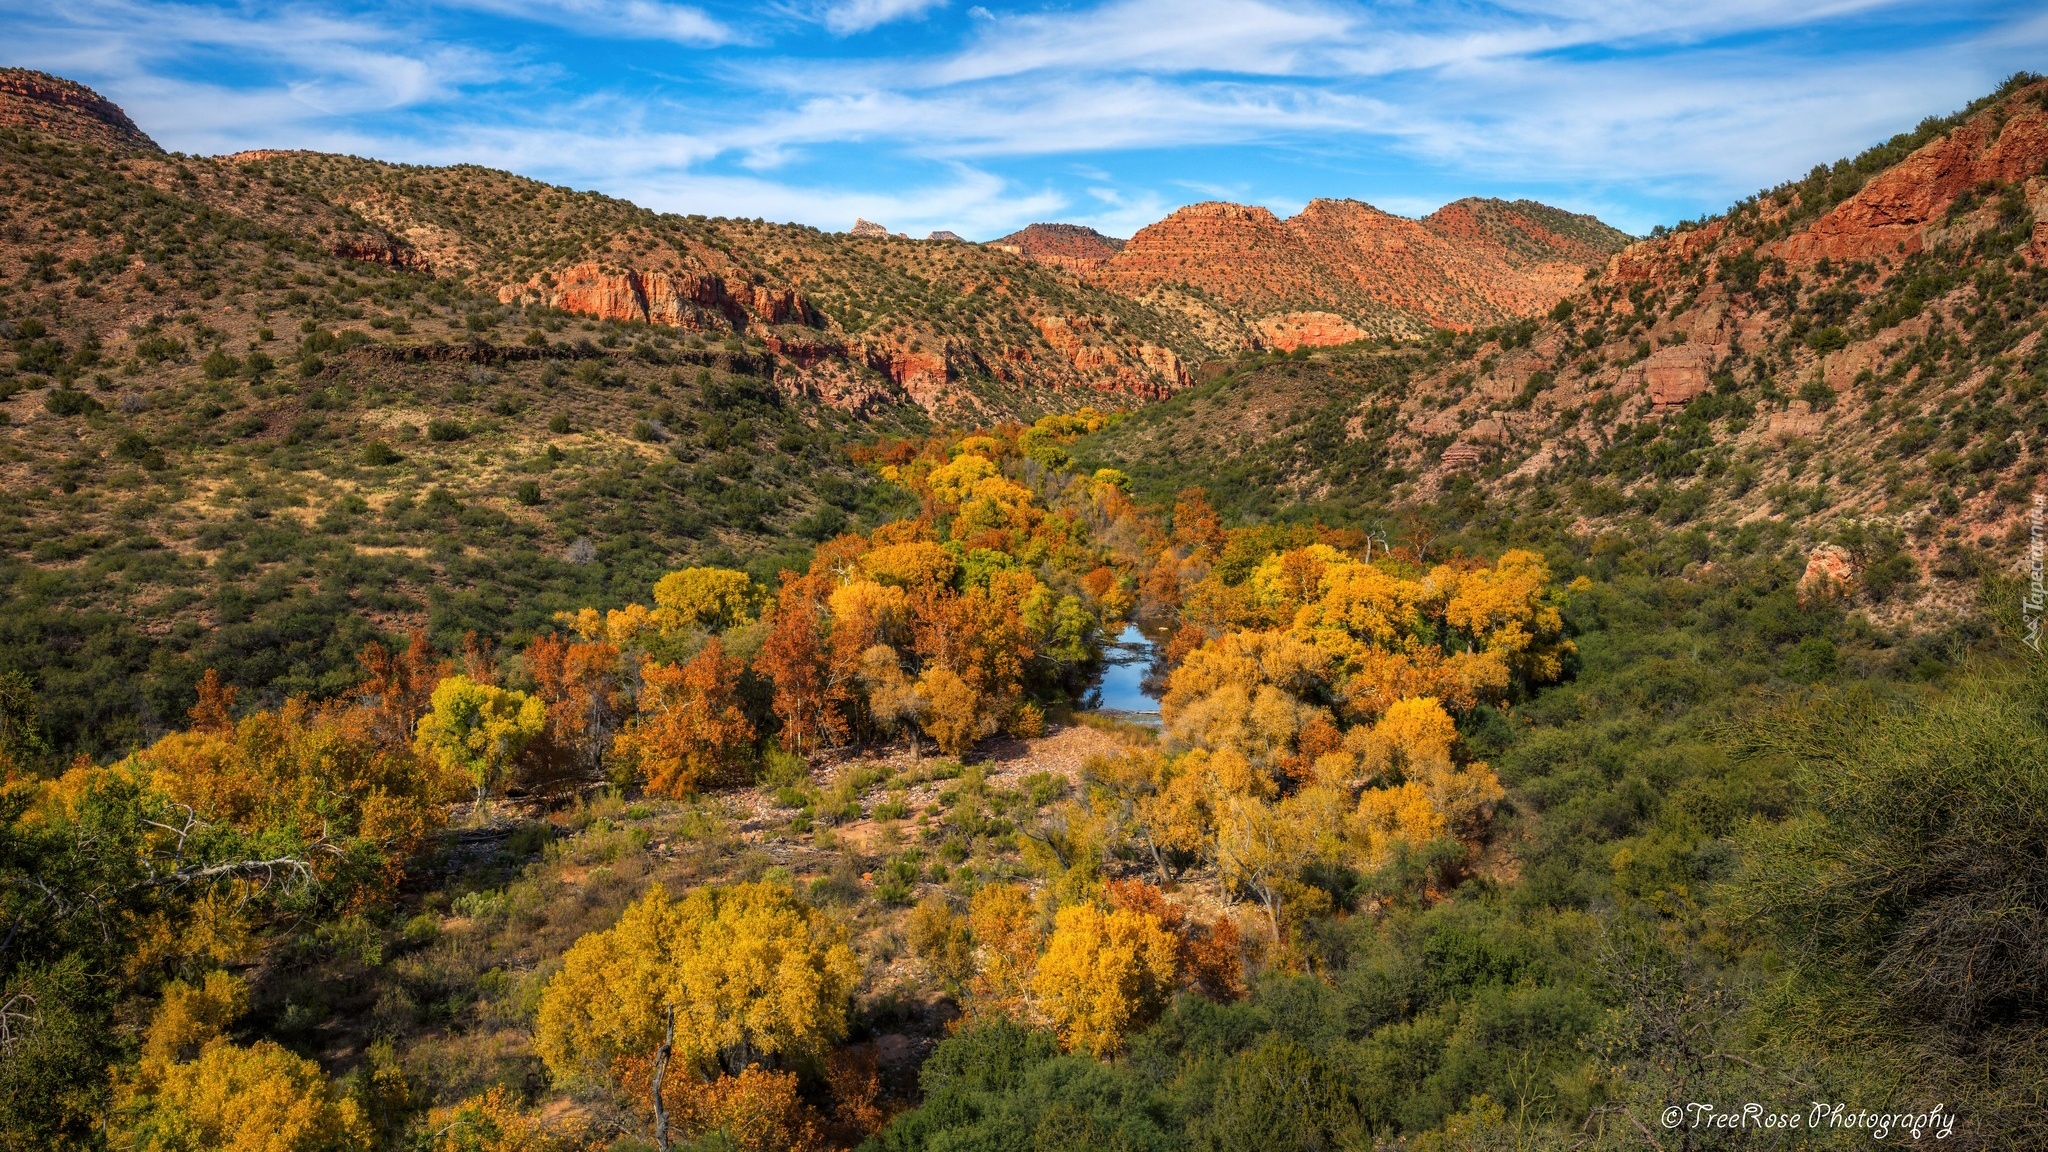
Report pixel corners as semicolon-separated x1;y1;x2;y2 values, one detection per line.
444;0;736;44
819;0;947;36
3;0;2038;240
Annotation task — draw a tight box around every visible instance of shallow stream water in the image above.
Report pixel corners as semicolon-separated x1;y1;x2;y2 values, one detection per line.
1083;623;1164;724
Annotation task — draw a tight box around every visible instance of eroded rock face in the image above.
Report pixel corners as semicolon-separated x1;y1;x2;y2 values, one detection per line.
867;347;952;408
1607;222;1724;286
502;263;805;333
1799;544;1857;605
1775;103;2048;263
0;68;158;153
1256;311;1369;351
1096;196;1628;339
1624;345;1714;410
1032;316;1193;397
327;238;429;272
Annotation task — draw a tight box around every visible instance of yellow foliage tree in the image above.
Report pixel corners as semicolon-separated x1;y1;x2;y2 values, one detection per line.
964;883;1041;1020
140;971;248;1073
915;667;992;757
1160;630;1331;767
1434;549;1572;687
533;882;861;1151
118;1038;371;1152
413;676;546;806
651;567;766;635
859;541;957;590
857;645;925;755
907;895;975;985
1031;903;1180;1056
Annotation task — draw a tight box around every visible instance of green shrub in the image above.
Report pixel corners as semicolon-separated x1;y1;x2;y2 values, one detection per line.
44;388;101;416
201;348;240;379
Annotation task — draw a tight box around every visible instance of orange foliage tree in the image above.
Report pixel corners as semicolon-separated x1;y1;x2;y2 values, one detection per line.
613;639;756;798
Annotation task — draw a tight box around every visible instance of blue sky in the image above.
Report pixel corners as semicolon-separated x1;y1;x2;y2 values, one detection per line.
4;1;2042;239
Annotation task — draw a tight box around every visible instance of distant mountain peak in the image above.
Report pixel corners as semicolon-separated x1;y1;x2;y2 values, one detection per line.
990;223;1127;272
1094;195;1631;346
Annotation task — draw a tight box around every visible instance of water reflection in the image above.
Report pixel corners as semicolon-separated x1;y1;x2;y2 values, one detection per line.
1084;623;1163;724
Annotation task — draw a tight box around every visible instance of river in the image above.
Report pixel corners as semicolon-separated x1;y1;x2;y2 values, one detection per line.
1083;623;1164;724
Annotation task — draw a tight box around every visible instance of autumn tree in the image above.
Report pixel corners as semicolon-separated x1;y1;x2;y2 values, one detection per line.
534;882;861;1151
612;640;755;798
754;577;848;754
117;1040;372;1152
119;977;370;1152
136;696;448;896
907;895;975;986
1031;901;1180;1056
187;668;236;733
413;676;546;806
661;1067;827;1152
1172;487;1227;557
523;635;625;780
427;1087;585;1152
857;645;925;756
914;668;990;758
651;567;767;635
1105;879;1245;1002
356;631;449;750
964;883;1042;1020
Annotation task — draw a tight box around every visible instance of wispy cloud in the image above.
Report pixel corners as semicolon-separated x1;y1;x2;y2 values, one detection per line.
0;0;2037;239
818;0;947;36
447;0;737;45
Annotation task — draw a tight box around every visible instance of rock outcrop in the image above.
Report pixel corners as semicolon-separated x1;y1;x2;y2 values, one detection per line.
1256;311;1370;351
498;263;812;332
1624;345;1715;411
1772;101;2048;264
0;69;159;153
1798;545;1857;605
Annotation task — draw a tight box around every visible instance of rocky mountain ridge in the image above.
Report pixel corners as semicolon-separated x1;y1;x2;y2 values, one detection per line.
1089;196;1629;348
0;67;1628;411
1081;74;2048;626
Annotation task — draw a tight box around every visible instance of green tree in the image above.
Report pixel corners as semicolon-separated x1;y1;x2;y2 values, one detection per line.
413;676;545;805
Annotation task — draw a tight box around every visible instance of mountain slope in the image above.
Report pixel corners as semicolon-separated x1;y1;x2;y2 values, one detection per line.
1091;196;1631;347
1080;74;2048;623
215;150;1209;414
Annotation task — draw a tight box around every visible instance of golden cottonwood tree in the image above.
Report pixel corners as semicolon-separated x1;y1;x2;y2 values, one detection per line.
533;882;861;1151
1031;902;1180;1056
412;676;545;805
964;883;1042;1020
120;978;369;1152
651;567;767;635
